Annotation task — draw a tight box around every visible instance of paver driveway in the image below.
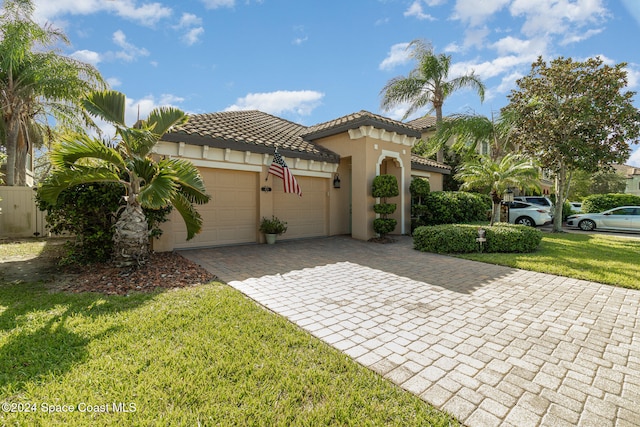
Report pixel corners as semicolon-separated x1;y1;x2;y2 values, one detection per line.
181;235;640;427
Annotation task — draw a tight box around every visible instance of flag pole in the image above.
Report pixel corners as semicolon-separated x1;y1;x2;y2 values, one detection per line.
265;144;278;181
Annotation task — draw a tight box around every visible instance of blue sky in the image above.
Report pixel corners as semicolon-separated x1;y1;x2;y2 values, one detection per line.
33;0;640;165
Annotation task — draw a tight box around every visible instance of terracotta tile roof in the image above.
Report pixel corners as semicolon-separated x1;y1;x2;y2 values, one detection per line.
302;110;422;140
411;154;451;174
612;164;640;177
407;115;437;131
162;110;340;162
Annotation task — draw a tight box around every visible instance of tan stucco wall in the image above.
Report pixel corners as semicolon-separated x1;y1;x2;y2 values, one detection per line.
315;132;413;240
151;141;337;251
411;170;444;192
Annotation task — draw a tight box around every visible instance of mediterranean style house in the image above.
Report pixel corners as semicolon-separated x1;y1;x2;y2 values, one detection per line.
152;110;450;251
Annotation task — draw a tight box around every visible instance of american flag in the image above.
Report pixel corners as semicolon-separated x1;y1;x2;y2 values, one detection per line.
268;149;302;196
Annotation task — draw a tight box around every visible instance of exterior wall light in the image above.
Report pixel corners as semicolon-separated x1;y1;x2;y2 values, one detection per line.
333;174;341;189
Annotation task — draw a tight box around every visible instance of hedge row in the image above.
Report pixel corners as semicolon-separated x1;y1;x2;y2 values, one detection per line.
413;223;542;254
581;193;640;213
414;191;492;227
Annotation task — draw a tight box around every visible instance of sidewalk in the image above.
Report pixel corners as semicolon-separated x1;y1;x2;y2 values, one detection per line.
181;236;640;427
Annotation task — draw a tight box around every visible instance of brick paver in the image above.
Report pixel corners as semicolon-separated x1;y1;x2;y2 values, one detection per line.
181;235;640;427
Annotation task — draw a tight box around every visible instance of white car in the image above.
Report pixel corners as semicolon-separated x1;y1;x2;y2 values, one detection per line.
504;201;553;227
569;202;582;213
566;206;640;232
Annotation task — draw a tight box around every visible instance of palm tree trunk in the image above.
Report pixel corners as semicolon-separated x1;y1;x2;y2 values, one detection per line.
435;104;444;163
112;202;150;267
490;189;501;225
4;118;19;186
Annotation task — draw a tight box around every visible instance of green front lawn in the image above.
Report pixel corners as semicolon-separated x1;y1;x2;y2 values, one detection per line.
0;246;459;426
458;232;640;290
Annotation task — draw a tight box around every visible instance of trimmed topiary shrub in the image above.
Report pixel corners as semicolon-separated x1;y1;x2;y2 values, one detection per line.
413;223;542;254
420;191;492;226
410;177;431;231
372;174;399;238
581;193;640;213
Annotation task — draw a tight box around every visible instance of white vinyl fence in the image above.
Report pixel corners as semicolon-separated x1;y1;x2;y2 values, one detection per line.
0;187;48;239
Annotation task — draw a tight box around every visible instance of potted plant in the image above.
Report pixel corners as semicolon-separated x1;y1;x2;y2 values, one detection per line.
259;216;288;244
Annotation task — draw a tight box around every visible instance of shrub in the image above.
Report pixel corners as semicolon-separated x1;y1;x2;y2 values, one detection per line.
259;216;288;235
410;177;430;203
581;193;640;213
36;183;123;265
372;174;399;238
372;174;400;198
420;191;492;226
36;182;171;265
413;223;542;254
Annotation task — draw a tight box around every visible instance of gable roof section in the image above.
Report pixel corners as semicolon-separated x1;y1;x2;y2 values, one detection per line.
411;154;451;175
162;110;340;163
302;110;422;141
407;115;437;131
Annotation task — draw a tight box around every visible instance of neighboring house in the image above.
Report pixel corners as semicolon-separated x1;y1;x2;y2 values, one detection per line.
408;115;553;195
153;110;450;251
612;164;640;196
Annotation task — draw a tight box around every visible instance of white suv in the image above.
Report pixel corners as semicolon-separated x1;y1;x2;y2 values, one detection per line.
514;196;553;210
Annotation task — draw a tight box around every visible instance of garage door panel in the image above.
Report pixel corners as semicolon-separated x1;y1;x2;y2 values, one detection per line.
273;176;327;239
173;169;258;248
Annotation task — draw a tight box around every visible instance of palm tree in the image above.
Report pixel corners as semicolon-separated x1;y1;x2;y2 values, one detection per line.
39;90;211;266
423;111;520;162
380;39;486;162
0;0;105;186
455;153;541;225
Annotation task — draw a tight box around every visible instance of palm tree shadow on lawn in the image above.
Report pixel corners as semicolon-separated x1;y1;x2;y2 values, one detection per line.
0;248;158;395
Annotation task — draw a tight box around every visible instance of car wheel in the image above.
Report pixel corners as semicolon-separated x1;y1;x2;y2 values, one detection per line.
578;219;596;231
515;216;535;227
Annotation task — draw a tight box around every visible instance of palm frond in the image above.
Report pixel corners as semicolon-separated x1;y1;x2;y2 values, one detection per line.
39;167;122;204
49;132;126;170
83;90;126;127
138;169;179;210
170;191;204;241
161;158;211;204
146;106;188;136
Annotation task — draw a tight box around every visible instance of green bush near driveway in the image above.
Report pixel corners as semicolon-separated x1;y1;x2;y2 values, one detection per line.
581;193;640;213
418;192;492;226
413;223;542;254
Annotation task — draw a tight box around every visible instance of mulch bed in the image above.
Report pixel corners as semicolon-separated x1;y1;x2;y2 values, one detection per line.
58;252;218;295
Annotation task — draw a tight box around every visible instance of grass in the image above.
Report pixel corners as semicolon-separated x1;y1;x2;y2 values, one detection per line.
458;232;640;290
0;242;459;427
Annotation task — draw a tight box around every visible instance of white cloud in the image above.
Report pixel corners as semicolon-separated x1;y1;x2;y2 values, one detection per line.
292;36;308;46
200;0;235;9
69;49;101;66
33;0;172;27
176;13;202;28
462;26;491;49
510;0;607;38
112;30;150;62
107;77;122;88
453;0;510;26
379;42;411;71
404;1;436;21
182;27;205;45
628;147;640;167
403;0;447;20
625;65;640;90
225;90;324;116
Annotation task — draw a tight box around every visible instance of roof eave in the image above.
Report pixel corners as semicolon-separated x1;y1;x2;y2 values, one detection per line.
303;117;421;141
162;132;340;163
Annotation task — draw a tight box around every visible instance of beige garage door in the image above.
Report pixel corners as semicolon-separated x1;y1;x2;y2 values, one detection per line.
273;176;328;239
173;168;258;248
